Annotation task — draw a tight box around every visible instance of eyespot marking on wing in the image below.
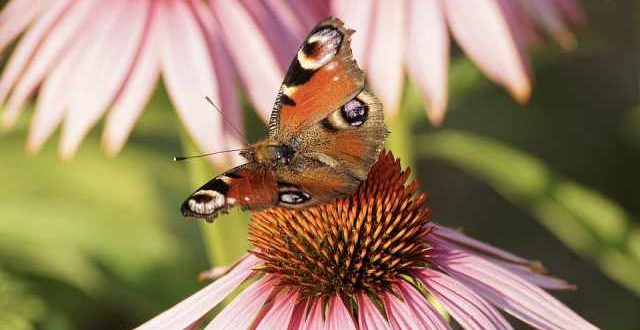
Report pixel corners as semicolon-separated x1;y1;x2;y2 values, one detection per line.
186;190;226;215
278;185;311;205
341;98;368;126
297;27;343;70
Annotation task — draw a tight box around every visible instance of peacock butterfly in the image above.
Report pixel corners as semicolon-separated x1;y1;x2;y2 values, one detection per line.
181;18;387;221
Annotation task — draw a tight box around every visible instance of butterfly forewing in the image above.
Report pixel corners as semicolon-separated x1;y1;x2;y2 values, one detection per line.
268;18;365;138
181;164;278;221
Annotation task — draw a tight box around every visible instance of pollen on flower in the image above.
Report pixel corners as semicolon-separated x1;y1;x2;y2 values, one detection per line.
249;151;432;299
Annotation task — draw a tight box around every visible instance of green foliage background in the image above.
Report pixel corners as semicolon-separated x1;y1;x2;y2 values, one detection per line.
1;0;639;329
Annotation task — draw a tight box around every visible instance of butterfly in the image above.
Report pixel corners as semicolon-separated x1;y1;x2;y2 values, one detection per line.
181;18;387;221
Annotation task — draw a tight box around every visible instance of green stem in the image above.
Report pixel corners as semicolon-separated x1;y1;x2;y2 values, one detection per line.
385;81;423;171
180;133;250;267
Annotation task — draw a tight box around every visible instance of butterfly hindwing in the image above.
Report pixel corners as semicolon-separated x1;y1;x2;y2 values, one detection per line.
273;90;387;208
181;164;278;221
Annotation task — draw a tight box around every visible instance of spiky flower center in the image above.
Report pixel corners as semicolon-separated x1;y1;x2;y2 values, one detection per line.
249;153;432;299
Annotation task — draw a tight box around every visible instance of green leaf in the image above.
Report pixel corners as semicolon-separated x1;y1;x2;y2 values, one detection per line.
416;130;640;295
0;131;179;293
0;269;46;330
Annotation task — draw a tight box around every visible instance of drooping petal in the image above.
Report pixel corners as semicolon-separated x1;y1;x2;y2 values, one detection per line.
492;261;575;290
405;0;449;125
246;0;301;66
102;2;159;156
397;282;451;330
302;298;325;329
262;0;307;40
205;275;275;329
326;295;356;330
284;0;330;31
357;293;391;330
515;0;576;50
60;0;149;159
192;0;245;165
158;0;225;161
0;0;51;52
431;224;527;265
365;0;405;115
441;252;598;330
26;3;101;153
417;269;513;330
0;0;79;126
287;299;308;330
445;0;531;103
212;0;283;121
254;290;298;330
330;0;375;67
429;227;574;290
136;254;259;329
383;292;421;330
553;0;586;26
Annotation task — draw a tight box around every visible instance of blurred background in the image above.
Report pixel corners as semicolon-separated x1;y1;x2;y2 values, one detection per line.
1;0;639;329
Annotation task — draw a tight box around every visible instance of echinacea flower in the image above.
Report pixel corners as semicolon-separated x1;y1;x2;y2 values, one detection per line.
137;152;598;329
0;0;325;160
333;0;585;124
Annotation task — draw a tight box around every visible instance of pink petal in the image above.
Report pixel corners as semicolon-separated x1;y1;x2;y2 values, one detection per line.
326;295;356;330
383;292;421;330
212;0;283;121
262;0;307;40
60;0;149;160
284;0;330;31
238;0;299;69
205;275;275;329
102;2;160;156
0;0;51;52
405;0;449;126
441;252;598;330
417;269;513;330
26;4;101;153
193;0;246;165
0;0;79;126
553;0;586;26
302;298;325;329
492;260;575;290
158;0;226;161
445;0;531;103
396;282;451;330
136;254;259;329
431;224;528;265
515;0;576;50
330;0;375;67
287;299;308;330
254;290;298;330
357;293;391;330
429;227;573;290
365;0;404;115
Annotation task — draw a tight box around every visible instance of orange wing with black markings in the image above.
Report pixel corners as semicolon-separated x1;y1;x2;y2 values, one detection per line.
268;18;365;137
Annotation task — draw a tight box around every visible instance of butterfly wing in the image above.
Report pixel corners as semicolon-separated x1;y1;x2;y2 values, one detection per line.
181;163;278;221
268;18;365;138
274;90;387;208
263;18;387;208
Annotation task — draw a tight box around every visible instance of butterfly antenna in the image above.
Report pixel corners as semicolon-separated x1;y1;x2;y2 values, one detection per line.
173;148;247;162
205;96;249;145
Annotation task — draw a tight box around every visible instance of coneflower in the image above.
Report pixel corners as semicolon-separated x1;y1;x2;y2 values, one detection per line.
138;152;598;329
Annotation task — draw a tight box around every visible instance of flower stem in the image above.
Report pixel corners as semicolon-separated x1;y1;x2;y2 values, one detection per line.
385;81;423;171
